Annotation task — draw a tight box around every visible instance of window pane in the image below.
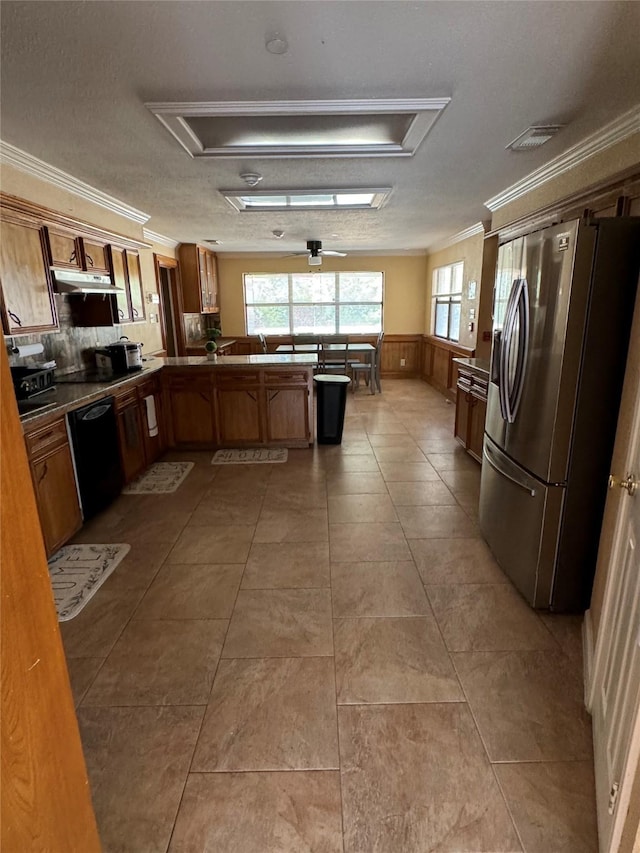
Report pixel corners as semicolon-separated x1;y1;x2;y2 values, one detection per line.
245;274;289;303
434;301;450;338
339;272;383;302
449;300;461;341
434;266;451;295
247;305;290;335
292;304;336;333
339;304;382;333
451;263;464;294
291;273;335;303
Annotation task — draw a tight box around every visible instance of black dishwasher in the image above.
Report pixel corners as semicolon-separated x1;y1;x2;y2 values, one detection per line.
67;396;123;520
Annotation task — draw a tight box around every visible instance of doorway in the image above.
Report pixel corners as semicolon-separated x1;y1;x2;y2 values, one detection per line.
154;255;186;357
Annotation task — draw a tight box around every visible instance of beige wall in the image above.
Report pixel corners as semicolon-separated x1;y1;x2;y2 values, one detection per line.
424;232;485;350
491;132;640;230
1;163;169;353
216;253;428;337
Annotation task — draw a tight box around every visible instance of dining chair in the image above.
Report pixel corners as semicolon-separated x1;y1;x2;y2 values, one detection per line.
257;332;268;353
351;331;384;392
319;334;351;375
292;334;319;352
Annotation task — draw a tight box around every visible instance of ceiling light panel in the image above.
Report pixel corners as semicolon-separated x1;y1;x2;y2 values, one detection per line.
220;188;391;212
145;99;450;159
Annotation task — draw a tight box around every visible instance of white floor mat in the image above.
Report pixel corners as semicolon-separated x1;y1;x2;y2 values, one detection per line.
48;543;131;621
123;462;194;493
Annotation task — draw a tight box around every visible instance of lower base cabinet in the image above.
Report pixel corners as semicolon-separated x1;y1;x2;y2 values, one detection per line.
26;418;82;556
116;397;147;484
454;363;489;463
163;365;313;449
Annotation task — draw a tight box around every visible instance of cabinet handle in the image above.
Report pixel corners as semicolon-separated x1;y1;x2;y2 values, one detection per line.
269;391;280;401
199;392;210;404
118;308;125;319
69;249;77;263
132;308;139;318
8;310;22;327
246;391;257;402
37;461;48;485
86;253;94;267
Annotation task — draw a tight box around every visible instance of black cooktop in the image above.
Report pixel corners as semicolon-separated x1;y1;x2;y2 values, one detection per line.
55;369;130;384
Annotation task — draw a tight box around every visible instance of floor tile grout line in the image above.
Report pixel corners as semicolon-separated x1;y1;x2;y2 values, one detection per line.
166;460;272;850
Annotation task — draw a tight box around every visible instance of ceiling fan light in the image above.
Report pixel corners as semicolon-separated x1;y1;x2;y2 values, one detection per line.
308;254;322;266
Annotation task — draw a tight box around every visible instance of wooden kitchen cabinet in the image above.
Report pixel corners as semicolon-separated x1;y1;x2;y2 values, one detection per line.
0;219;58;335
80;239;110;274
216;388;262;445
108;248;145;324
138;376;165;463
25;417;82;556
178;244;219;314
265;388;309;443
45;226;83;270
454;360;489;463
115;390;147;484
164;372;216;445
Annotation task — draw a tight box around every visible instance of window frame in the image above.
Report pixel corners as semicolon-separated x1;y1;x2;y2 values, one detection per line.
432;261;463;343
243;271;384;336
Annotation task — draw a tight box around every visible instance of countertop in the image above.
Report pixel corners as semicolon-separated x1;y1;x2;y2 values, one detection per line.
18;354;318;429
452;357;490;375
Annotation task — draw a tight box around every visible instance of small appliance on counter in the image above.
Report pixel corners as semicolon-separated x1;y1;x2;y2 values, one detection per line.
10;364;57;399
95;337;143;374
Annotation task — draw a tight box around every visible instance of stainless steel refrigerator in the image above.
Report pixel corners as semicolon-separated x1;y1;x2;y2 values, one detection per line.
479;217;640;611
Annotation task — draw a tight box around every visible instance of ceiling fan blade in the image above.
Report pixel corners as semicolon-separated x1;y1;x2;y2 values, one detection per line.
321;250;347;257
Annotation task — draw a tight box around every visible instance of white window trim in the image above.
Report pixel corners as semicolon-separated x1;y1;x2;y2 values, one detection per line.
432;261;464;343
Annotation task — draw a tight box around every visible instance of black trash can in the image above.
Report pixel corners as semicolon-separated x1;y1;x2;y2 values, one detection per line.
314;374;351;444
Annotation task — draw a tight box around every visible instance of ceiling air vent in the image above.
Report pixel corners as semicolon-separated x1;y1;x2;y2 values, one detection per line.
506;125;563;151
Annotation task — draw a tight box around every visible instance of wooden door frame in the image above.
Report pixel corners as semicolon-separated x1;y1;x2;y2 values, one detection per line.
1;345;100;849
154;254;187;356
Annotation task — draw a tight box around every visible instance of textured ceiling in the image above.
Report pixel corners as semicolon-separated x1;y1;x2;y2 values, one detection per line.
1;1;639;254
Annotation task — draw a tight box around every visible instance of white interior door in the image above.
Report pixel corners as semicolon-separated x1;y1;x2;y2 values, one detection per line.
591;372;640;852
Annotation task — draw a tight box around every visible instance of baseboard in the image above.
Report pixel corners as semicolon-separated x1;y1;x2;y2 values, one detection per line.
583;608;595;710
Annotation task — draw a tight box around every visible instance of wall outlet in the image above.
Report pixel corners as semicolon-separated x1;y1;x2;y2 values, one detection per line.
400;358;406;366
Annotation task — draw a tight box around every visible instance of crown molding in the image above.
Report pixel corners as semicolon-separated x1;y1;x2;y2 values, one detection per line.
0;140;150;224
143;228;178;249
485;106;640;212
426;222;486;253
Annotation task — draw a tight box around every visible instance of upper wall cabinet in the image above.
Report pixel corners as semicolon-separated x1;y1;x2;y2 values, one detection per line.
108;247;145;324
0;219;58;335
45;228;110;275
178;244;219;314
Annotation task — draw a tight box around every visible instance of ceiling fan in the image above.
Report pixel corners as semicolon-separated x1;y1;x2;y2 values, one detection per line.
287;240;347;266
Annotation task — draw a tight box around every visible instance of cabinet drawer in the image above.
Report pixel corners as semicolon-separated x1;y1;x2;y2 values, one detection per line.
25;418;68;457
264;370;309;386
216;370;261;386
113;388;139;410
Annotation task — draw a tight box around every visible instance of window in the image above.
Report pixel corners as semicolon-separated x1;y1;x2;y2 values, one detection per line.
244;272;383;335
432;261;463;341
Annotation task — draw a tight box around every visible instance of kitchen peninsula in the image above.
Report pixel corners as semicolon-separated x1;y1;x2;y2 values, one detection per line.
17;354;317;557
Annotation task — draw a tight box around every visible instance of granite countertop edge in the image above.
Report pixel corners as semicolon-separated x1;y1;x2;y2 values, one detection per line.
19;354;318;429
452;357;491;375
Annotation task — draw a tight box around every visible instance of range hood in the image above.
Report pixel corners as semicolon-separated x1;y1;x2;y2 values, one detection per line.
52;269;123;295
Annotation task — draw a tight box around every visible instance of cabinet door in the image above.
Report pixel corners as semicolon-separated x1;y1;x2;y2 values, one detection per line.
468;395;486;463
0;221;58;334
45;227;82;270
169;384;215;445
197;248;208;312
139;381;164;463
205;251;218;312
31;443;82;556
265;388;309;443
216;388;262;445
126;251;145;322
454;387;471;448
81;239;110;274
109;246;133;323
117;400;146;483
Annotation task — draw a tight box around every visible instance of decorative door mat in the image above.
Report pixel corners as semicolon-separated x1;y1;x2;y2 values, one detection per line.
48;544;131;621
122;462;194;494
212;448;288;464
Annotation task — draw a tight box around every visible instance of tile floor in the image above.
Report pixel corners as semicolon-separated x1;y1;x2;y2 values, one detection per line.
61;379;598;853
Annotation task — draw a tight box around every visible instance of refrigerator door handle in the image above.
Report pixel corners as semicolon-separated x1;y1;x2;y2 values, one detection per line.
499;278;530;424
483;442;537;497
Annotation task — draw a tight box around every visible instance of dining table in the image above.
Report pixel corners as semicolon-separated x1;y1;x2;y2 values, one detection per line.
275;341;378;394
